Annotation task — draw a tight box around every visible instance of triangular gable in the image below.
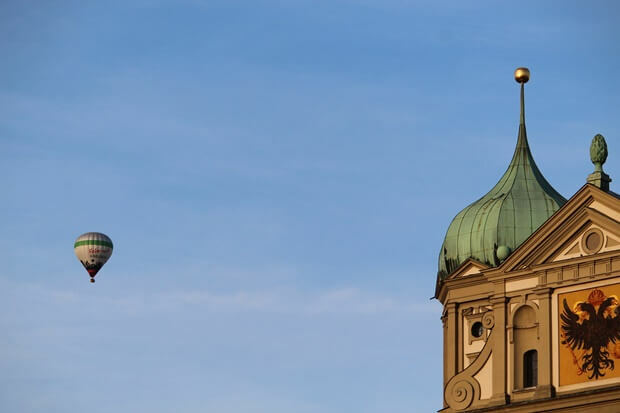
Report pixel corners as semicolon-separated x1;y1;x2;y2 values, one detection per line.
551;221;620;262
498;184;620;272
435;258;491;300
445;258;490;280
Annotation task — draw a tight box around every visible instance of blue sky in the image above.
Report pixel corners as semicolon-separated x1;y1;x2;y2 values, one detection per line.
1;1;619;412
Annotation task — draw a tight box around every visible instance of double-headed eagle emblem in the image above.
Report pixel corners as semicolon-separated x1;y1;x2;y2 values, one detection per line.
561;289;620;380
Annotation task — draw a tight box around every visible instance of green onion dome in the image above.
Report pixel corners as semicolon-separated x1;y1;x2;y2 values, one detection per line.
437;75;566;281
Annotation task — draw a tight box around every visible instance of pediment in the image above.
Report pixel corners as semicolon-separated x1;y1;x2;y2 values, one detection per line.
445;258;490;280
499;185;620;272
550;223;620;263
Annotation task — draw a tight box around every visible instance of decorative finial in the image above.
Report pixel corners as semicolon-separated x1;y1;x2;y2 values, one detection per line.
497;245;511;262
587;134;611;191
590;134;608;172
514;67;530;84
515;67;529;127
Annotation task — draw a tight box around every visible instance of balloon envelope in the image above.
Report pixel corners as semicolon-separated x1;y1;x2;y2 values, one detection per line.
74;232;113;282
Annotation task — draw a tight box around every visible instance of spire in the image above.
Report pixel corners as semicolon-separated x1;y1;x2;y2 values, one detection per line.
502;67;564;206
520;83;525;124
519;79;526;125
515;67;530;150
437;67;567;281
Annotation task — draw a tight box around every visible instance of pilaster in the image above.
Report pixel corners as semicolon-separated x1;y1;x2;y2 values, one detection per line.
445;302;459;386
488;295;509;406
533;287;555;398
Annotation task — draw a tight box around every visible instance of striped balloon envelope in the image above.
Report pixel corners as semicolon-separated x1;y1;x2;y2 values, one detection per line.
74;232;113;283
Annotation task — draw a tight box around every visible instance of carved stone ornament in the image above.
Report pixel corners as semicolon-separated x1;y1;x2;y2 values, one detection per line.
445;377;479;411
444;313;496;411
482;311;495;329
590;134;608;172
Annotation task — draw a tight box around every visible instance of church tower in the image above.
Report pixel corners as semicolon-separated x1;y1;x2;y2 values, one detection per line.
435;68;620;412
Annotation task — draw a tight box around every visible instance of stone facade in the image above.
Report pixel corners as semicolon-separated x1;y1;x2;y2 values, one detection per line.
436;184;620;412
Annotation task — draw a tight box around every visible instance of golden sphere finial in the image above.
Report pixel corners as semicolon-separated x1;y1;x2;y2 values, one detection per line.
514;67;530;84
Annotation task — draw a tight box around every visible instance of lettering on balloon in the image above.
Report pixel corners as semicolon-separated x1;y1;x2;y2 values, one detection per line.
88;248;110;254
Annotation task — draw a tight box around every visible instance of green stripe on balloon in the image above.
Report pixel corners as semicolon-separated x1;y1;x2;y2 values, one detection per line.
74;240;114;248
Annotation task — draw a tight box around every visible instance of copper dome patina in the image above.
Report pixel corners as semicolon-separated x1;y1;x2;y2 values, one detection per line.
437;70;566;281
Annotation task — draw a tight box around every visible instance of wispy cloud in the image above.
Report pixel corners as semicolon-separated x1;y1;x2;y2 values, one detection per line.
0;277;437;319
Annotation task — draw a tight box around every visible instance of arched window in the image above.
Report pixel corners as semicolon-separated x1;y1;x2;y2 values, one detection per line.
512;305;538;390
523;349;538;388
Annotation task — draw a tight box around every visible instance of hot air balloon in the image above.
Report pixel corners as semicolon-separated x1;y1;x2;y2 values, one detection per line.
74;232;113;283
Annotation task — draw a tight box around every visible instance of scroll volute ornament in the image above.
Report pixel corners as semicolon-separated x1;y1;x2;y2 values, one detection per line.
444;309;495;410
445;377;478;411
482;311;495;329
